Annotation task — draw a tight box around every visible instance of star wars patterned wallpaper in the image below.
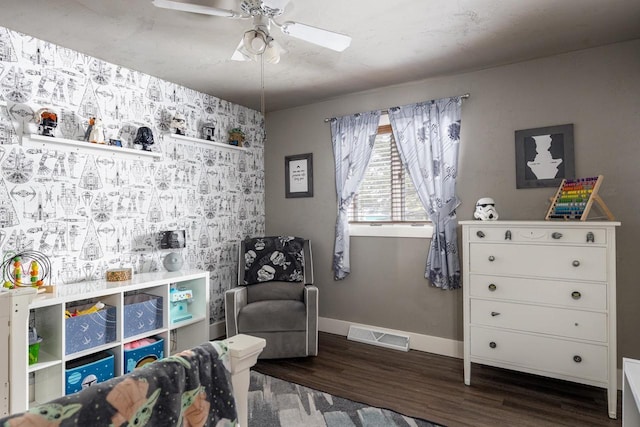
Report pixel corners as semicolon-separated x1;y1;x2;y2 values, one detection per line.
0;27;265;325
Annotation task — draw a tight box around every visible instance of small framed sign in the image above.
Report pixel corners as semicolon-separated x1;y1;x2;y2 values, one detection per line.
285;153;313;198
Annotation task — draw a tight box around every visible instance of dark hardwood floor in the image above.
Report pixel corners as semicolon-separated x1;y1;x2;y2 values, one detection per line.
254;332;622;427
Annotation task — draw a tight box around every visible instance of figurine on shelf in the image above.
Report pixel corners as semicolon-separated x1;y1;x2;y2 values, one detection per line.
89;118;106;144
170;113;186;135
84;117;95;141
36;108;57;137
202;123;215;141
228;127;245;147
133;126;155;151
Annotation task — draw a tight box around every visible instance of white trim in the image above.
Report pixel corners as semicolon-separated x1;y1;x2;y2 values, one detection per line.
209;320;226;340
170;134;246;151
23;134;162;161
319;317;462;359
349;223;433;238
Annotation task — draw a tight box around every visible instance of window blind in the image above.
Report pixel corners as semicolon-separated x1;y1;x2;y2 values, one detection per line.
349;124;428;222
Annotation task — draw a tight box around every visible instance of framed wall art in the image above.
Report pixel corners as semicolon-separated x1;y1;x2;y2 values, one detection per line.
515;123;575;189
285;153;313;198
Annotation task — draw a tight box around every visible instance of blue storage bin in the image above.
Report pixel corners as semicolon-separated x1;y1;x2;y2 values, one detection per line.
65;352;114;395
65;303;117;355
124;338;164;373
124;293;164;338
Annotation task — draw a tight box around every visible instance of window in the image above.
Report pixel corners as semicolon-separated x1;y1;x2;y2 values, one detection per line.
349;117;429;224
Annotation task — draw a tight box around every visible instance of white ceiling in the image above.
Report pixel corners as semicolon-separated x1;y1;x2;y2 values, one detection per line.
1;0;639;113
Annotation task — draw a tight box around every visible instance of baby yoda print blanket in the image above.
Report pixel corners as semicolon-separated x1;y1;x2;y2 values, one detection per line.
243;236;305;284
1;342;236;427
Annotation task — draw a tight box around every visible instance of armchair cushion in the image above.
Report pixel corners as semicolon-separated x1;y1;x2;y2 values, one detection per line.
243;236;305;284
238;300;307;332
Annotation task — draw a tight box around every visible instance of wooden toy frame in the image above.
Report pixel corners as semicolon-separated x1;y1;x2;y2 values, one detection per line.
545;175;615;221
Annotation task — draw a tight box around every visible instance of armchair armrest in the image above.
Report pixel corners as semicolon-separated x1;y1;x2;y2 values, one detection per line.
225;286;247;337
304;285;319;356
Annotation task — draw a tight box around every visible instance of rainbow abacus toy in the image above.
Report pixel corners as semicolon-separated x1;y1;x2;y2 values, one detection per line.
545;175;614;221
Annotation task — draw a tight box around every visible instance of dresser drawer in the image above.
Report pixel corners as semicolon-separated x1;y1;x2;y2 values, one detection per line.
470;299;607;342
468;226;607;245
470;326;608;382
469;244;607;281
469;274;607;310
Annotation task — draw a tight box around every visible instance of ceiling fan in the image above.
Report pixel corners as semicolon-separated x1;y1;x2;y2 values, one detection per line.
152;0;352;64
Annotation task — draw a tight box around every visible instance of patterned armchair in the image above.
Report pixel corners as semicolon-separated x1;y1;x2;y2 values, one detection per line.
225;236;319;359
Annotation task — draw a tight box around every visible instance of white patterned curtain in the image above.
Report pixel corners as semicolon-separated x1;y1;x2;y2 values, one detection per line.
388;97;462;289
331;111;381;280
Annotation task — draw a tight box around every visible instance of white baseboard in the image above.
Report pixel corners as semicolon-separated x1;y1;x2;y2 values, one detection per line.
319;317;463;359
209;320;226;340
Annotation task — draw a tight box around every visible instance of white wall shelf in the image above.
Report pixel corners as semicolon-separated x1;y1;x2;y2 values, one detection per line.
22;134;163;160
170;133;246;151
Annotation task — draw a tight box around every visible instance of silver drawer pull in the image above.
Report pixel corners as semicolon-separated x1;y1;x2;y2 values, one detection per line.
571;291;582;300
573;355;582;363
572;260;580;267
586;232;595;243
491;311;500;317
476;231;485;238
488;255;495;262
488;283;497;291
552;232;563;239
489;341;497;349
504;230;511;240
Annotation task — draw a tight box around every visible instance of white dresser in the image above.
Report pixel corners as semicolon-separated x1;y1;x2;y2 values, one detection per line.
460;220;620;419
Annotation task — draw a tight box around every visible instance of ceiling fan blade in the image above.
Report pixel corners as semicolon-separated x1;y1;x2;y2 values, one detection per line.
279;21;351;52
152;0;245;18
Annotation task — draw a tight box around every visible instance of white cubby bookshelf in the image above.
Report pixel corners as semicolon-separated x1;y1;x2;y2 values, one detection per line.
4;269;209;414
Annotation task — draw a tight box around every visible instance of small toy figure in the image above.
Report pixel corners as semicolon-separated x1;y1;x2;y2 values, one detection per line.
133;126;155;151
170;113;186;135
84;117;95;141
89;118;106;144
228;127;245;146
202;123;215;141
36;108;58;137
474;197;499;221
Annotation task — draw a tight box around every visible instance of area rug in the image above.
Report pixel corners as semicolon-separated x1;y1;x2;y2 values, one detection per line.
248;371;444;427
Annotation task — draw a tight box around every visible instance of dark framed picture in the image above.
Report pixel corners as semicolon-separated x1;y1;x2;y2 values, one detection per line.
515;124;575;188
285;153;313;198
159;230;186;249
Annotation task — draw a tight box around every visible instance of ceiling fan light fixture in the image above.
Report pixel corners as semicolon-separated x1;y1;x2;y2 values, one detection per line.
264;39;282;64
243;29;269;55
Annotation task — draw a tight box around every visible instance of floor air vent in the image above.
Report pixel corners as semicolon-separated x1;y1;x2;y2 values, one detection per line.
347;325;410;352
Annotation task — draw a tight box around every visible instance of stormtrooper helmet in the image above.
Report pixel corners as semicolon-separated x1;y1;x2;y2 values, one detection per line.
474;197;499;221
170;113;186;135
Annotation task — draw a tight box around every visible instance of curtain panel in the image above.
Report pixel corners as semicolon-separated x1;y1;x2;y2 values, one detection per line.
388;97;462;289
330;111;381;280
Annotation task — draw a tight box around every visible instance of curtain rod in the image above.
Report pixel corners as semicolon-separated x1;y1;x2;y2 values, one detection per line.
323;93;470;123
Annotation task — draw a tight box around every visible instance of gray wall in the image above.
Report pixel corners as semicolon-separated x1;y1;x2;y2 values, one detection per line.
264;40;640;360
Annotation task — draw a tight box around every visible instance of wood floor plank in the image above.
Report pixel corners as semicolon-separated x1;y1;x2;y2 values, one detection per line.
254;332;621;426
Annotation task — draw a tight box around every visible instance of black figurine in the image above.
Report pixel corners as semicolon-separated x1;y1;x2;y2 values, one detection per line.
133;126;154;151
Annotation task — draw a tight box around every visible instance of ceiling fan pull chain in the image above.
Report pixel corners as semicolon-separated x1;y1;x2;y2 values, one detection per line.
261;54;266;117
